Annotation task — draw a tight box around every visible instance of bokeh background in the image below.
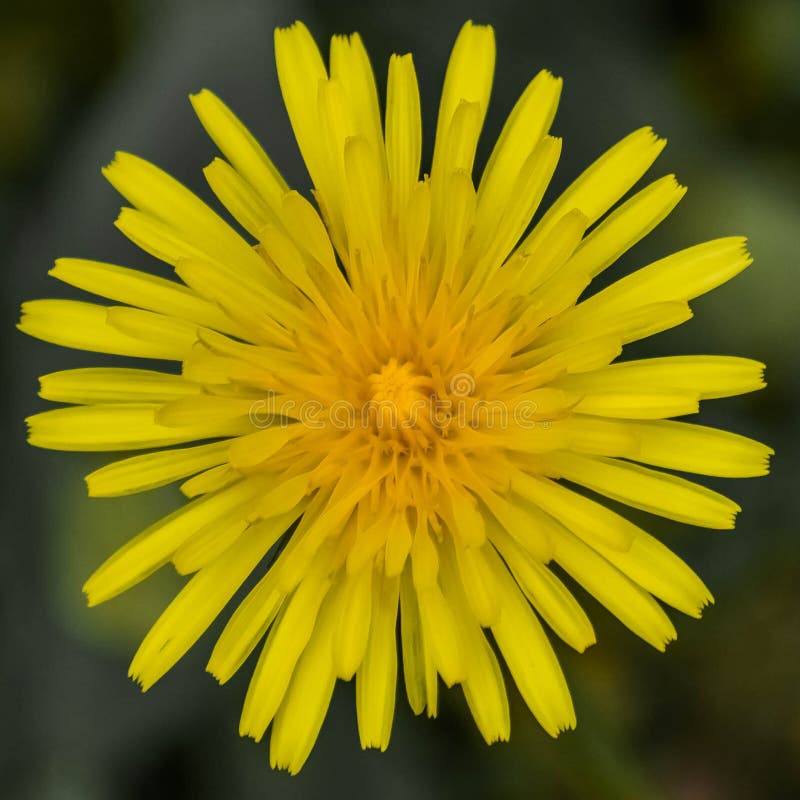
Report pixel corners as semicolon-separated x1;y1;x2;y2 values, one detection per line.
3;0;798;797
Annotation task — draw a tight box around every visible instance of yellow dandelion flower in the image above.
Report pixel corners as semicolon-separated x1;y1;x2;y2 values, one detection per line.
20;21;772;773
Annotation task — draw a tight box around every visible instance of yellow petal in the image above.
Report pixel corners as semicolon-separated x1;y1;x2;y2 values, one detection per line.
416;581;466;688
511;469;638;550
273;22;328;195
485;547;575;736
489;524;595;652
386;53;422;218
154;394;256;429
593;531;713;618
27;403;249;451
453;542;499;626
564;174;686;279
190;89;288;214
399;565;437;717
180;463;238;498
129;512;293;690
83;478;265;605
39;367;200;405
114;207;209;266
603;419;773;477
269;584;339;775
333;565;373;679
470;135;561;283
103;151;265;278
106;306;199;359
86;440;229;497
477;69;561;224
565;237;752;327
227;426;297;469
239;570;332;741
542;451;741;528
439;546;509;744
49;257;239;335
172;515;247;575
19;300;181;360
356;571;400;750
203;157;273;237
432;22;495;177
207;573;286;683
520;126;666;255
552;525;677;650
554;355;766;400
330;32;385;160
571;390;699;419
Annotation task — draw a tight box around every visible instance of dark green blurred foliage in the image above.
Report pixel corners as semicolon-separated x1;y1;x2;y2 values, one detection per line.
2;0;798;798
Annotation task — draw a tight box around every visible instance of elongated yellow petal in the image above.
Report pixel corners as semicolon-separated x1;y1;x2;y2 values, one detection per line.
594;531;713;618
155;395;256;428
453;542;499;626
19;300;181;360
279;190;342;281
416;581;465;687
330;32;385;162
274;22;328;193
114;207;209;266
83;478;265;605
86;440;229;497
430;101;481;245
203;157;273;238
554;355;766;400
432;21;495;176
269;585;339;775
470;135;561;282
172;515;247;575
27;403;249;451
489;524;595;652
560;238;752;334
106;306;199;359
39;367;200;405
552;525;677;650
564;174;686;279
104;152;265;278
49;258;239;335
333;565;373;679
532;300;693;354
356;571;400;750
180;463;238;497
477;69;561;222
601;419;773;477
386;53;422;219
190;89;288;214
542;451;740;528
520;126;666;255
511;469;639;550
130;512;294;690
227;425;296;469
207;571;287;683
486;547;575;736
399;565;437;717
240;570;332;741
571;390;699;419
439;546;509;744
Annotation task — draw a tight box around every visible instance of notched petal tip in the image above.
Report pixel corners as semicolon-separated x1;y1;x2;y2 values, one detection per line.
273;19;311;42
101;150;126;176
188;87;213;104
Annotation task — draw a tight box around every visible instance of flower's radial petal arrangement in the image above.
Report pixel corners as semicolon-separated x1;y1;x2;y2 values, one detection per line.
20;21;772;773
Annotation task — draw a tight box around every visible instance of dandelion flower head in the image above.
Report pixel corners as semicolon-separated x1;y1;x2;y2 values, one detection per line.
20;21;772;773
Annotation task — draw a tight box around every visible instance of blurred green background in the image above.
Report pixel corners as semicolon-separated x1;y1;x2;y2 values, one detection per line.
3;0;798;797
